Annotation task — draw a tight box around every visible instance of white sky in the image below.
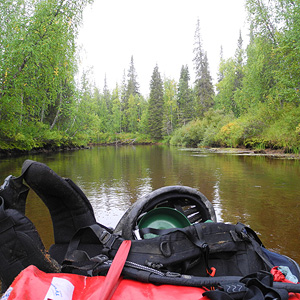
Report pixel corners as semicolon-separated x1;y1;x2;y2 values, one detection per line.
78;0;249;96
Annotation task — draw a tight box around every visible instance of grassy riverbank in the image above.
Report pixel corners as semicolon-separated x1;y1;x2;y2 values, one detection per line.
169;106;300;155
1;104;300;158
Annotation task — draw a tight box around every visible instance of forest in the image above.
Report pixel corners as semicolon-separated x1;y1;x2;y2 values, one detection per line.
1;0;300;153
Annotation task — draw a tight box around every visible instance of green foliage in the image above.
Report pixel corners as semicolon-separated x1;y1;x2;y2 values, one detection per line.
110;84;122;134
89;132;154;145
262;105;300;152
170;120;203;147
163;78;178;135
121;56;140;132
215;31;245;117
177;65;193;126
199;109;234;147
237;36;274;112
170;109;232;147
193;19;215;116
2;0;300;154
0;0;93;151
148;65;164;140
215;58;236;113
215;121;244;148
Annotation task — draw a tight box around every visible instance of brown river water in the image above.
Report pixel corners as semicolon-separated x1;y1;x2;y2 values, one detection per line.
1;145;300;263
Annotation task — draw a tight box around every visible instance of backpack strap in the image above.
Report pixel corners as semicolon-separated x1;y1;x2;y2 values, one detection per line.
20;160;98;263
62;224;126;276
65;223;122;257
235;223;274;270
139;222;275;275
138;225;207;249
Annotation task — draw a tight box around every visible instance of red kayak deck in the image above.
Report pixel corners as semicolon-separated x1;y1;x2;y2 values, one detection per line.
2;265;207;300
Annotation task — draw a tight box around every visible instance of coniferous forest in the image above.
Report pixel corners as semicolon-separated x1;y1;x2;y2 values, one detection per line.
1;0;300;153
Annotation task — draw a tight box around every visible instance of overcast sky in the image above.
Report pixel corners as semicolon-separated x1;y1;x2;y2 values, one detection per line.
78;0;249;96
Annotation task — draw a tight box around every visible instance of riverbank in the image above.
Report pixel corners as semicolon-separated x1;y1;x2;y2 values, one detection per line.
0;145;90;158
1;143;300;160
204;147;300;159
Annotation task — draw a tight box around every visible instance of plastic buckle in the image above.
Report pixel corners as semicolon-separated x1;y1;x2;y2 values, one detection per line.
240;229;249;240
99;231;112;245
166;271;181;278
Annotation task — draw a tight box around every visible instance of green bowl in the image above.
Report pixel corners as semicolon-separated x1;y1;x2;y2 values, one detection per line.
138;207;191;239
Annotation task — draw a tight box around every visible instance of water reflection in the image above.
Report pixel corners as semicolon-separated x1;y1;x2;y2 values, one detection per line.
212;169;224;222
0;145;300;263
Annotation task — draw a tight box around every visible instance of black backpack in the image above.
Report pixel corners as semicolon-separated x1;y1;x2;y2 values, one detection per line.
61;221;274;277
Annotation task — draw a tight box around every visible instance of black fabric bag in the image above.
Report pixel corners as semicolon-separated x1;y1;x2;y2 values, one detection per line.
0;196;60;290
62;222;275;278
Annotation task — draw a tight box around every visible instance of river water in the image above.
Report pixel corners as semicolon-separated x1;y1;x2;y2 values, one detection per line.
1;145;300;263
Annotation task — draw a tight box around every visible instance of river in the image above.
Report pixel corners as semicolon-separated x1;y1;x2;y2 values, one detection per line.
1;145;300;263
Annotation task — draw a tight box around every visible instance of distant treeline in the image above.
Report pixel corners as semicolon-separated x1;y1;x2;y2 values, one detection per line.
1;1;300;153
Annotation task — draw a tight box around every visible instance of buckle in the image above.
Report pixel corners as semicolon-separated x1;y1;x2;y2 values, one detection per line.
99;231;112;244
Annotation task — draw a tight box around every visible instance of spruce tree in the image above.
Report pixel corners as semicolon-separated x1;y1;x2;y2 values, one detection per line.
234;30;244;91
177;65;194;126
193;18;215;116
111;84;122;134
163;78;178;135
120;70;127;132
126;55;140;98
193;19;204;82
122;56;140;132
217;46;225;83
103;74;111;113
148;65;164;140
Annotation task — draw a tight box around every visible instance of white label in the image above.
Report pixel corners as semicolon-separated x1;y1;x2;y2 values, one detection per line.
1;287;13;300
43;277;75;300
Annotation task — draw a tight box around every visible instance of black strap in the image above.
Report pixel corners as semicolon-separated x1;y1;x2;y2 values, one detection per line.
235;223;265;247
62;249;109;276
235;223;274;270
138;227;178;238
65;224;121;259
204;271;289;300
139;224;208;249
139;224;212;274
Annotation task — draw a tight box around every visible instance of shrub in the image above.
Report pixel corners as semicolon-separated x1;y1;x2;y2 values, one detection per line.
215;121;244;147
262;106;300;152
170;120;206;147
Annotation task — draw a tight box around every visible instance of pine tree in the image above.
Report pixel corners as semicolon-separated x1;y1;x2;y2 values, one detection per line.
148;65;164;140
193;18;215;116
